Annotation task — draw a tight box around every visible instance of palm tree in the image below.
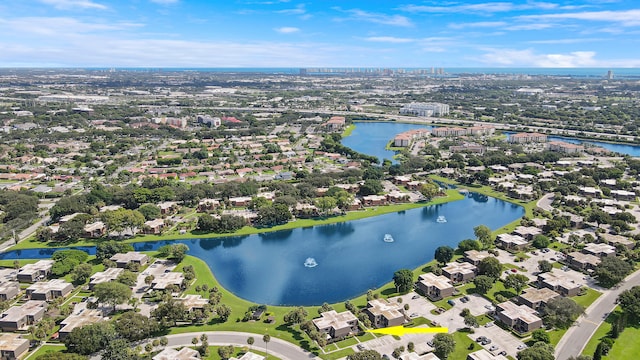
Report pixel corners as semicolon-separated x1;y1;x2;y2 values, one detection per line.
247;336;254;351
263;334;271;357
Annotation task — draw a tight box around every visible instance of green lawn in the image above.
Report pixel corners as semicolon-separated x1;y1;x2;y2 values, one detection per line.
341;124;356;137
0;259;38;268
450;331;480;360
26;344;66;359
572;288;601;309
485;280;517;304
548;328;569;346
10;191;465;251
599;325;640;359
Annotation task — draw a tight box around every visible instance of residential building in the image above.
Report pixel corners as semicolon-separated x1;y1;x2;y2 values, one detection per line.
496;234;528;251
464;250;492;266
416;273;454;301
401;353;441;360
17;260;54;282
229;196;252;207
495;301;542;333
582;243;616;258
157;201;178;215
0;268;17;283
518;288;559;311
143;219;165;234
26;279;73;301
566;251;601;271
610;189;636;201
364;299;405;329
467;349;509;360
442;262;477;283
507;132;547;144
89;267;124;290
84;221;106;238
0;333;29;360
325;116;346;130
312;310;358;341
110;252;149;268
547;141;584;154
400;103;449;117
600;233;635;250
151;272;186;291
59;309;105;340
0;300;46;331
153;347;201;360
361;195;387;206
0;282;20;301
431;127;468;137
513;226;542;241
230;352;265;360
177;294;209;313
197;199;220;212
537;270;581;296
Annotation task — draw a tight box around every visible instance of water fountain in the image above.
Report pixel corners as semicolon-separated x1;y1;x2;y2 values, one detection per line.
436;215;447;223
383;233;395;243
303;257;318;268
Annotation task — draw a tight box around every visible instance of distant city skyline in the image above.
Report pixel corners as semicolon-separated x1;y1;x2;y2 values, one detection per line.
1;0;640;68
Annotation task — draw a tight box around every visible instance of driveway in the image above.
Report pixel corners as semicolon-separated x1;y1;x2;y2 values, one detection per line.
536;193;554;212
133;260;176;316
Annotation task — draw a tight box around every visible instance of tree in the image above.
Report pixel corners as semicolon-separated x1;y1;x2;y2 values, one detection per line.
359;179;383;196
458;239;482;252
618;286;640;320
284;307;308;325
434;246;454;265
158;244;190;263
263;334;271;357
432;333;455;359
473;275;494;295
70;263;92;285
474;225;493;248
117;270;138;287
113;311;160;341
393;269;414;293
100;338;136;360
137;204;161;221
347;350;382;360
464;315;479;328
419;183;439;201
532;234;551;249
517;341;555;360
588;209;611;228
64;321;116;355
217;345;234;360
217;304;232;322
315;196;338;216
247;336;255;350
538;260;552;273
595;256;633;288
94;282;132;313
543;297;584;329
96;241;134;261
531;329;550;343
504;273;529;294
477;257;502;279
151;299;187;327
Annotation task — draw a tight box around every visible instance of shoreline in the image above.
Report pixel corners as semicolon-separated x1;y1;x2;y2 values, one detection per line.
7;189;465;251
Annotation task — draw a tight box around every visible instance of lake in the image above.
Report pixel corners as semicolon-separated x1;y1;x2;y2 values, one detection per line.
341;122;433;163
0;194;522;305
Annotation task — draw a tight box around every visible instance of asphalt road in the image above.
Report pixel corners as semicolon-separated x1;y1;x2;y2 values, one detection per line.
555;270;640;360
536;193;555;212
155;331;319;360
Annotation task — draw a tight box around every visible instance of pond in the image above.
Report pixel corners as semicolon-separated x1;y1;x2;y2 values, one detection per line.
0;193;523;305
341;122;433;163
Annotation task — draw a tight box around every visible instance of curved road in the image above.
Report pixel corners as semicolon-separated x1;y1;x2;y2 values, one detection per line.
149;331;319;360
555;270;640;360
536;193;554;212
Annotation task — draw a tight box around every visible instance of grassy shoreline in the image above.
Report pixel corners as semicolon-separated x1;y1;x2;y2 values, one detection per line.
8;189;465;251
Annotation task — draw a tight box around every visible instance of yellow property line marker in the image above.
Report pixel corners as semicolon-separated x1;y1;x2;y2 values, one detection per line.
366;326;449;336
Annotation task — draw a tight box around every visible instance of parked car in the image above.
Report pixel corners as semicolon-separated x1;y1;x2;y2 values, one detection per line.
476;336;487;342
447;299;456;306
484;321;494;328
484;305;495;311
412;295;420;299
489;345;498;351
517;344;528;350
499;351;507;356
510;268;518;273
357;344;365;351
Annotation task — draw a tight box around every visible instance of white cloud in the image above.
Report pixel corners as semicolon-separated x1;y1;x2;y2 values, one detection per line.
0;17;142;36
478;48;600;67
39;0;107;10
448;21;507;29
400;2;584;14
274;27;300;34
364;36;414;43
528;37;605;44
518;9;640;26
335;8;413;27
149;0;179;4
277;4;306;15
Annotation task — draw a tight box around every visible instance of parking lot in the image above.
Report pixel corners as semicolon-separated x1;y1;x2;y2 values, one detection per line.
470;323;527;358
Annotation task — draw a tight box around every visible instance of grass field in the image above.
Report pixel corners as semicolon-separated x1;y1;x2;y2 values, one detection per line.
599;325;640;359
26;344;66;359
582;308;621;356
573;288;601;309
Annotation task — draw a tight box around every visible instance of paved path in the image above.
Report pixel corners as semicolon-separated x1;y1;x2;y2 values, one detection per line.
555;270;640;360
151;331;319;360
536;193;554;212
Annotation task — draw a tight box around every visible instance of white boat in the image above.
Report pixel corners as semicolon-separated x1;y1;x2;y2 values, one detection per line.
383;234;394;243
436;215;447;223
304;257;318;268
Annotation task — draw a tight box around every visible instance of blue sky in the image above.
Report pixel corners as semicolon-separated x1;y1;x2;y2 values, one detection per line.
1;0;639;67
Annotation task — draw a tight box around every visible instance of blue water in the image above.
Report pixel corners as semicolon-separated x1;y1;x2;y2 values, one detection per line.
0;194;522;305
341;122;433;164
503;131;640;157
